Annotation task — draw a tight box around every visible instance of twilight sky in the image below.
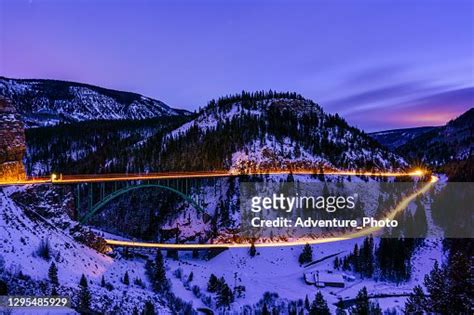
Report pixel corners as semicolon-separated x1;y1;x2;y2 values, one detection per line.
1;0;473;131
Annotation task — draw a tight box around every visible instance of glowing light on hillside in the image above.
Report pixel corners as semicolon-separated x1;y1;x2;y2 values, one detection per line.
411;169;424;176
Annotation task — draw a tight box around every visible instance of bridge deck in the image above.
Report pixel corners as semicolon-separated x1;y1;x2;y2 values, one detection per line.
0;169;426;186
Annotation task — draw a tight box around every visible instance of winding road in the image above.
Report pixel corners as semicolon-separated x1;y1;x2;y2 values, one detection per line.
0;169;438;249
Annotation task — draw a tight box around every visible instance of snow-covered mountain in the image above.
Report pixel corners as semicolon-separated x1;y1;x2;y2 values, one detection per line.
159;91;407;172
0;77;190;127
398;108;474;165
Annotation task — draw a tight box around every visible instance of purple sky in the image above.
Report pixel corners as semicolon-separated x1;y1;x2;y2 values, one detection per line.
1;0;473;131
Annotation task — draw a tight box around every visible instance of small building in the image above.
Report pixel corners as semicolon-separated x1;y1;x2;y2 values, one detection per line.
304;271;345;288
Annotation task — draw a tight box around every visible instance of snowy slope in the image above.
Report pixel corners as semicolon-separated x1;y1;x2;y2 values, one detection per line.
0;77;190;127
0;185;172;314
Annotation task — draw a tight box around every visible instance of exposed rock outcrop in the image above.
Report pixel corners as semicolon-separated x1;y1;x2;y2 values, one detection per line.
0;97;26;181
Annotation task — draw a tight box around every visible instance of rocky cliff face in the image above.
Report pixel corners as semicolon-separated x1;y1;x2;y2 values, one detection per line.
0;98;26;181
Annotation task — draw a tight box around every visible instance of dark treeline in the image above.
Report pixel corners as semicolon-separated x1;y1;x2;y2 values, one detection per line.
335;235;420;283
397;108;473;166
442;155;474;181
25;116;192;175
203;90;306;113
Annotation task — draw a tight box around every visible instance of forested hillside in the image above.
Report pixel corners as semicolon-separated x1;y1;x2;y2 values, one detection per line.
398;108;473;166
25;116;192;175
157;91;406;172
370;126;436;150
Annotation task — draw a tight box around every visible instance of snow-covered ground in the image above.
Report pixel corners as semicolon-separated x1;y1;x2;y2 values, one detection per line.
0;175;446;314
230;137;334;173
164;237;443;313
0;185;171;314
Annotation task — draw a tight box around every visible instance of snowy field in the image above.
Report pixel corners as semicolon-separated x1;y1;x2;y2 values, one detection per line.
164;237;443;313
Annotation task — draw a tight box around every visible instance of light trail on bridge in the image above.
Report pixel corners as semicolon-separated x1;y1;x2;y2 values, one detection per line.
0;169;426;186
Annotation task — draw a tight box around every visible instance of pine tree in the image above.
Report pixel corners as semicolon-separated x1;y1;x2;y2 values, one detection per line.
375;237;413;282
351;243;360;273
309;291;330;315
142;300;156;315
216;282;234;309
48;262;59;286
0;280;7;295
207;274;219;292
350;287;382;315
77;274;91;313
374;194;384;219
404;285;426;314
166;249;178;260
360;235;374;278
351;287;369;314
123;271;130;285
79;274;88;287
335;298;345;315
299;243;313;265
369;302;382;315
262;303;270;315
423;261;446;312
37;239;51;261
146;250;168;292
422;252;472;314
249;242;257;257
445;251;472;314
101;275;106;287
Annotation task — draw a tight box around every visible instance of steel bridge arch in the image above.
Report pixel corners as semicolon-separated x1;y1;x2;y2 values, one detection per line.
80;183;205;224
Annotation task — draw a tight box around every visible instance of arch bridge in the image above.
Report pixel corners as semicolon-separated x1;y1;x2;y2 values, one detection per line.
72;176;220;224
47;169;426;225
